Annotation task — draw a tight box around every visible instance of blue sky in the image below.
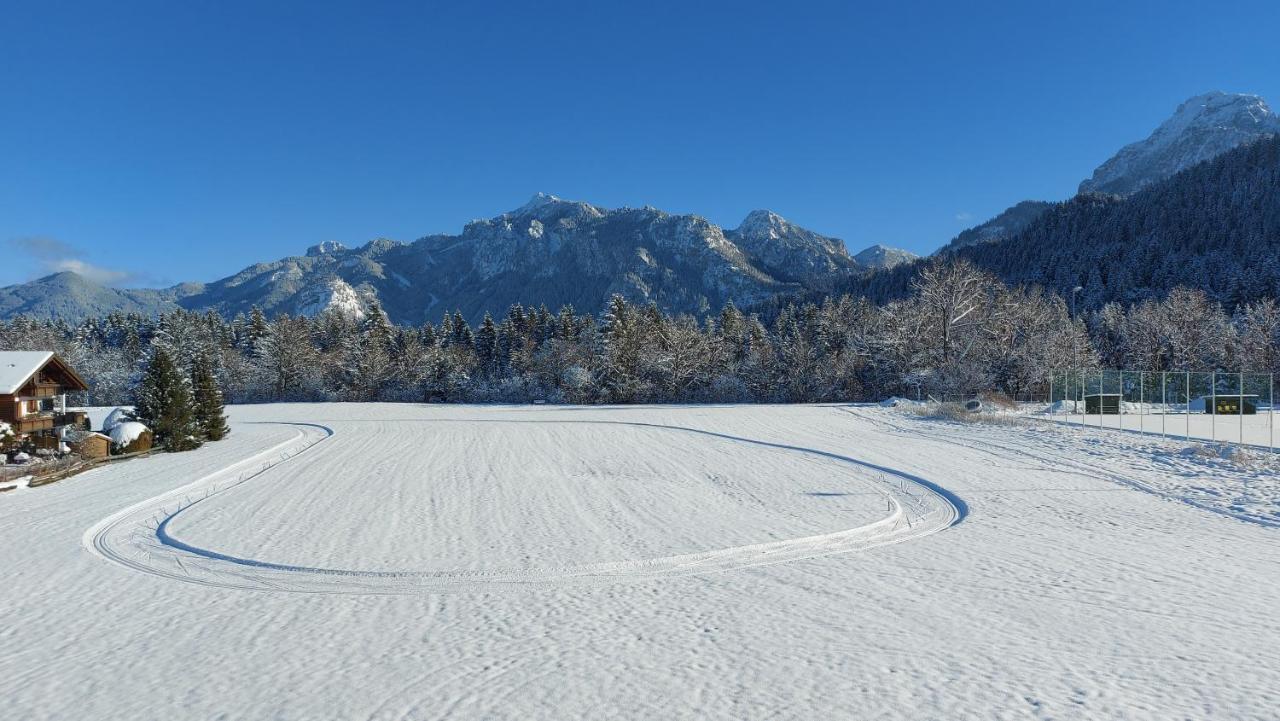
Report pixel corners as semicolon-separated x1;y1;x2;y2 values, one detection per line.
3;0;1279;288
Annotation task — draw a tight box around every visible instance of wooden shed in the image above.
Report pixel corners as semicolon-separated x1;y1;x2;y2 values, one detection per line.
70;432;112;459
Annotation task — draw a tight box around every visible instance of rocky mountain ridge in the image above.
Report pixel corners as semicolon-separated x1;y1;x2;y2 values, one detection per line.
0;194;894;324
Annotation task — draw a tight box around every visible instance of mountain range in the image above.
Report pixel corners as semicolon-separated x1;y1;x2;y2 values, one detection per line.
0;195;907;324
2;91;1275;324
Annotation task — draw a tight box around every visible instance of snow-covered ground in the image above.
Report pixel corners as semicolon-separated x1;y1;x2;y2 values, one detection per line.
1042;404;1280;450
1;403;1278;719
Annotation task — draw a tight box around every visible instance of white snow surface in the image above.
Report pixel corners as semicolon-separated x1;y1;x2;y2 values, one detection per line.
2;403;1278;719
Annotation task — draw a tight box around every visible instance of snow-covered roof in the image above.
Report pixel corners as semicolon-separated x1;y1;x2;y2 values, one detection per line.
109;422;149;447
103;408;131;432
0;351;54;395
64;428;110;443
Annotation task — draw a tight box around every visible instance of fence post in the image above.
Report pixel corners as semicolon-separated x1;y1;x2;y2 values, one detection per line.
1048;372;1054;417
1185;371;1190;442
1211;372;1216;444
1161;372;1166;439
1099;370;1104;430
1120;370;1126;433
1271;373;1275;454
1240;371;1245;449
1077;369;1083;429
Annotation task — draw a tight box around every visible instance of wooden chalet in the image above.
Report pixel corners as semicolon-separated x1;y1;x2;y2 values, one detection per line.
0;352;90;450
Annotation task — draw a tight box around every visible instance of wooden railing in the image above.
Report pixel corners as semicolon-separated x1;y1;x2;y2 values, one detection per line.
13;414;54;433
26;383;60;399
56;411;87;428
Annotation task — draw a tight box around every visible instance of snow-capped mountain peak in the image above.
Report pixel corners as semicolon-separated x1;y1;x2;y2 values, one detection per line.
1162;92;1275;135
515;192;562;214
853;244;919;270
501;192;605;225
1079;91;1280;196
306;240;348;257
728;209;857;283
736;209;789;238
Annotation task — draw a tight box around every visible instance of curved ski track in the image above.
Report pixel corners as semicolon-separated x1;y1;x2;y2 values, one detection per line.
84;418;962;595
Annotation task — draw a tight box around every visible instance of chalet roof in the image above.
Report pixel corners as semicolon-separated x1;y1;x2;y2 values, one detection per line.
0;351;89;394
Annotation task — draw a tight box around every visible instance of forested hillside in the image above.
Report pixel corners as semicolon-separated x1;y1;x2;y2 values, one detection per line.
966;136;1280;309
843;135;1280;313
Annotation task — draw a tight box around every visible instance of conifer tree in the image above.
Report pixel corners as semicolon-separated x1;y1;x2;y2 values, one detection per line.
450;311;474;348
132;344;202;451
475;313;498;377
362;298;395;351
439;312;457;348
247;306;270;354
191;352;230;441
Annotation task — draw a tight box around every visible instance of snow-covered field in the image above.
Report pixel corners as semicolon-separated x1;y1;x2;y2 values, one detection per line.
2;403;1278;719
1043;404;1279;450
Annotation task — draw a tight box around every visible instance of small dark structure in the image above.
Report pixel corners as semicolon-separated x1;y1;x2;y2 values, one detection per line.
1205;394;1259;415
1084;393;1121;415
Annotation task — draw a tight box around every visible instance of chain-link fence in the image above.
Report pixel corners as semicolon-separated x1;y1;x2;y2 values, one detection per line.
1046;370;1277;452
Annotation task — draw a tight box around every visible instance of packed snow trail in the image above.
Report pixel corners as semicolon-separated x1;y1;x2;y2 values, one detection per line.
83;422;334;588
84;418;960;594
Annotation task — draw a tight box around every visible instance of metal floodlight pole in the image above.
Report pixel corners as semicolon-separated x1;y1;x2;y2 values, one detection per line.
1271;372;1275;454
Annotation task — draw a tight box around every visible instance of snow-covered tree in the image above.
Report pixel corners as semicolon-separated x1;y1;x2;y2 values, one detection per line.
132;344;202;452
191;352;230;441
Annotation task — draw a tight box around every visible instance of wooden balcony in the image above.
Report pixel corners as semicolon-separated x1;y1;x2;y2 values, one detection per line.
56;411;88;428
13;414;55;434
26;382;61;399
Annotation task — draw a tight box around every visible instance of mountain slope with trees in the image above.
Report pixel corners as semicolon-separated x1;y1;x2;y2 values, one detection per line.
961;135;1280;311
1079;91;1280;196
849;135;1280;314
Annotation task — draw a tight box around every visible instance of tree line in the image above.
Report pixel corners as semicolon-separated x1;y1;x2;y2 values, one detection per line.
1;259;1277;408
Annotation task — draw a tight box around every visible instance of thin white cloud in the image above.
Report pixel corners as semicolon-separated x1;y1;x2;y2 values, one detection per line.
955;212;973;222
7;236;156;287
46;258;139;286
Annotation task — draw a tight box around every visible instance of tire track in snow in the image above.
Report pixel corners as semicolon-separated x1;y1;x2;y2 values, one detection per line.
85;418;963;595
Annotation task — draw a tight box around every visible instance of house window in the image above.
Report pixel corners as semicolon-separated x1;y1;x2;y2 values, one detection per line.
27;400;39;414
